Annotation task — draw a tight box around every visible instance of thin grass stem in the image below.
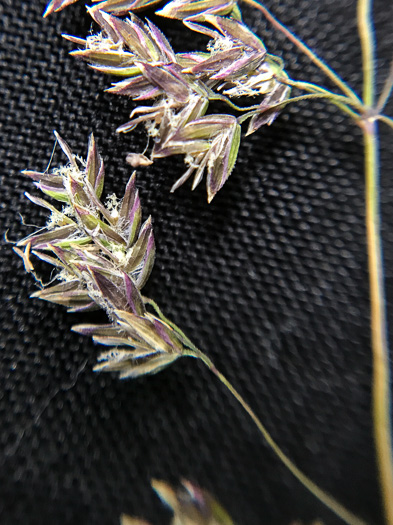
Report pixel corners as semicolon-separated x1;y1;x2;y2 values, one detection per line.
209;93;261;112
358;0;375;107
143;297;198;349
237;92;359;124
376;59;393;112
361;120;393;525
144;299;365;525
279;79;362;119
182;347;367;525
357;1;393;522
280;78;362;108
378;115;393;130
240;0;362;106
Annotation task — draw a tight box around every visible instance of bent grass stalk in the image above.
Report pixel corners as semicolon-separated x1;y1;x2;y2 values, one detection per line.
376;60;393;113
144;298;366;525
237;92;360;126
379;115;393;130
277;79;363;121
194;351;366;525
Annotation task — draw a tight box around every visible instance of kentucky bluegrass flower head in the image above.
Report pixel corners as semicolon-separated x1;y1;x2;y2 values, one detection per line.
15;134;189;378
15;132;155;300
60;2;290;200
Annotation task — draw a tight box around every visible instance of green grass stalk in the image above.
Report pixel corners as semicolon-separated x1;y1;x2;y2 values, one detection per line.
358;0;393;520
187;347;367;525
361;118;393;525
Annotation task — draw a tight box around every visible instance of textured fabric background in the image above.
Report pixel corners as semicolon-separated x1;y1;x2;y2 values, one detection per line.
1;1;393;524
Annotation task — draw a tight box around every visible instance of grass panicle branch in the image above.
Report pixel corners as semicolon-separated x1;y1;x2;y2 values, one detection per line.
15;133;187;379
63;6;293;201
240;0;363;106
376;59;393;112
361;119;393;525
54;0;377;203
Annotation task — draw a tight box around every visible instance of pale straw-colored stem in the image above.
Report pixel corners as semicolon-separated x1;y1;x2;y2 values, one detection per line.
279;78;363;119
378;115;393;130
358;1;393;521
376;59;393;112
358;0;375;108
237;92;360;125
185;347;367;525
143;297;366;525
361;118;393;525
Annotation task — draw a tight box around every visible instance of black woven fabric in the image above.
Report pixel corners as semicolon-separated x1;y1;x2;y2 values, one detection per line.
1;1;393;524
